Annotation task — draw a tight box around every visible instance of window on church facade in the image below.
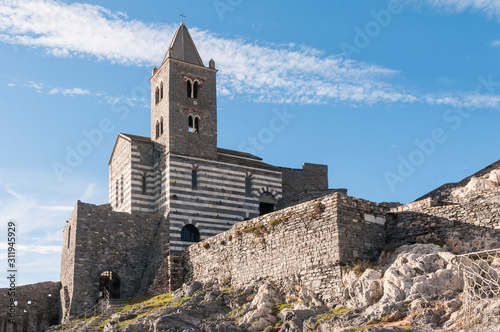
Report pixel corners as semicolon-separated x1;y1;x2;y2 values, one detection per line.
142;174;147;194
180;224;200;242
115;180;119;207
160;82;163;100
67;226;71;248
191;169;197;189
155;87;159;104
155;121;160;139
160;117;164;135
120;175;124;205
245;175;252;196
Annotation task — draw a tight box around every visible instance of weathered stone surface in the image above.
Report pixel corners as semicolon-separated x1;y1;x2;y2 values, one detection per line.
0;281;61;332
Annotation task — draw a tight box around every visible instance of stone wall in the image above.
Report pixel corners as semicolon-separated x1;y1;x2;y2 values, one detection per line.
387;188;500;253
60;201;163;319
0;282;61;332
277;189;347;210
184;192;386;306
279;163;329;200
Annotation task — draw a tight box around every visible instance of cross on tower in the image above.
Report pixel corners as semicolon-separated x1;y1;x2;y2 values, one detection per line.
180;13;186;23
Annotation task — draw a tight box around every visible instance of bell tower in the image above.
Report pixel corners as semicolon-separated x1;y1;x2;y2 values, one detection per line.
150;22;218;159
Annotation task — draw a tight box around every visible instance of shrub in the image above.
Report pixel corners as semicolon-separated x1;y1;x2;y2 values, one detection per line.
220;240;226;246
202;242;210;250
314;202;325;215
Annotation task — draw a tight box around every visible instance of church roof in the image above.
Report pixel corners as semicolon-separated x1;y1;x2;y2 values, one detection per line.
108;133;278;171
163;23;204;66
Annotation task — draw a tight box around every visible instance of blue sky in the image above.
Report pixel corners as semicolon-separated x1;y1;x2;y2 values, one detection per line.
2;0;500;285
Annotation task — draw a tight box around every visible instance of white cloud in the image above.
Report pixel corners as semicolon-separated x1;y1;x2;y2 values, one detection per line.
424;0;500;19
492;40;500;47
49;87;90;96
1;0;500;109
81;182;99;201
7;82;15;87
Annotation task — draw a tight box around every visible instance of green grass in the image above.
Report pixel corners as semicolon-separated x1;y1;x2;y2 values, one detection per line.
316;306;351;323
271;303;293;315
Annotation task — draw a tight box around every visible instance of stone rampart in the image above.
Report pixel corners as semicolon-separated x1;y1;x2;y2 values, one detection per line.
387;188;500;253
184;192;386;306
0;281;61;332
60;201;163;319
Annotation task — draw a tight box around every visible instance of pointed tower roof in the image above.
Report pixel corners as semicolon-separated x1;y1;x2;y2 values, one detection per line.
163;22;204;66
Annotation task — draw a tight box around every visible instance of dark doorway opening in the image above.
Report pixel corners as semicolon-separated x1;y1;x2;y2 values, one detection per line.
99;271;121;299
259;192;276;216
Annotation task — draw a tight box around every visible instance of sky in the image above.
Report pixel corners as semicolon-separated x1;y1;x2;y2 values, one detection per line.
2;0;500;286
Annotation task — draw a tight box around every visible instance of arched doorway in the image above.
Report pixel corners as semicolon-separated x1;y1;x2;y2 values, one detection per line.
181;224;200;242
259;192;276;216
99;271;120;299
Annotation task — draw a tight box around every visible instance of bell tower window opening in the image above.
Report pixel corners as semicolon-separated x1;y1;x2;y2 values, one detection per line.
160;116;164;135
187;80;192;98
160;82;164;100
155;121;160;139
181;224;200;242
188;115;193;132
193;81;198;99
194;117;199;133
155;87;159;105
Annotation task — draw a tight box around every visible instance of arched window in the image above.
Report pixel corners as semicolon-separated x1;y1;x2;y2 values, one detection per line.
259;192;276;216
99;271;120;299
160;116;164;135
142;174;147;194
120;175;124;204
187;80;192;98
160;82;164;100
191;169;197;189
194;117;199;133
193;81;198;99
155;121;160;139
245;175;252;196
155;87;159;104
181;224;200;242
188;115;194;132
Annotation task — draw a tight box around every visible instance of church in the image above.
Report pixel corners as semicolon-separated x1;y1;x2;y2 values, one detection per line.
59;22;342;319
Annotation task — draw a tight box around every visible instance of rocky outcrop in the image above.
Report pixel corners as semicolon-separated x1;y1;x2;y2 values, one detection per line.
452;169;500;198
50;244;492;332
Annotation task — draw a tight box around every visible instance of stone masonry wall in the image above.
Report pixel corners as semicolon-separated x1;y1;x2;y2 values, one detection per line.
0;282;61;332
184;192;387;306
387;188;500;253
60;201;162;319
279;163;329;201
